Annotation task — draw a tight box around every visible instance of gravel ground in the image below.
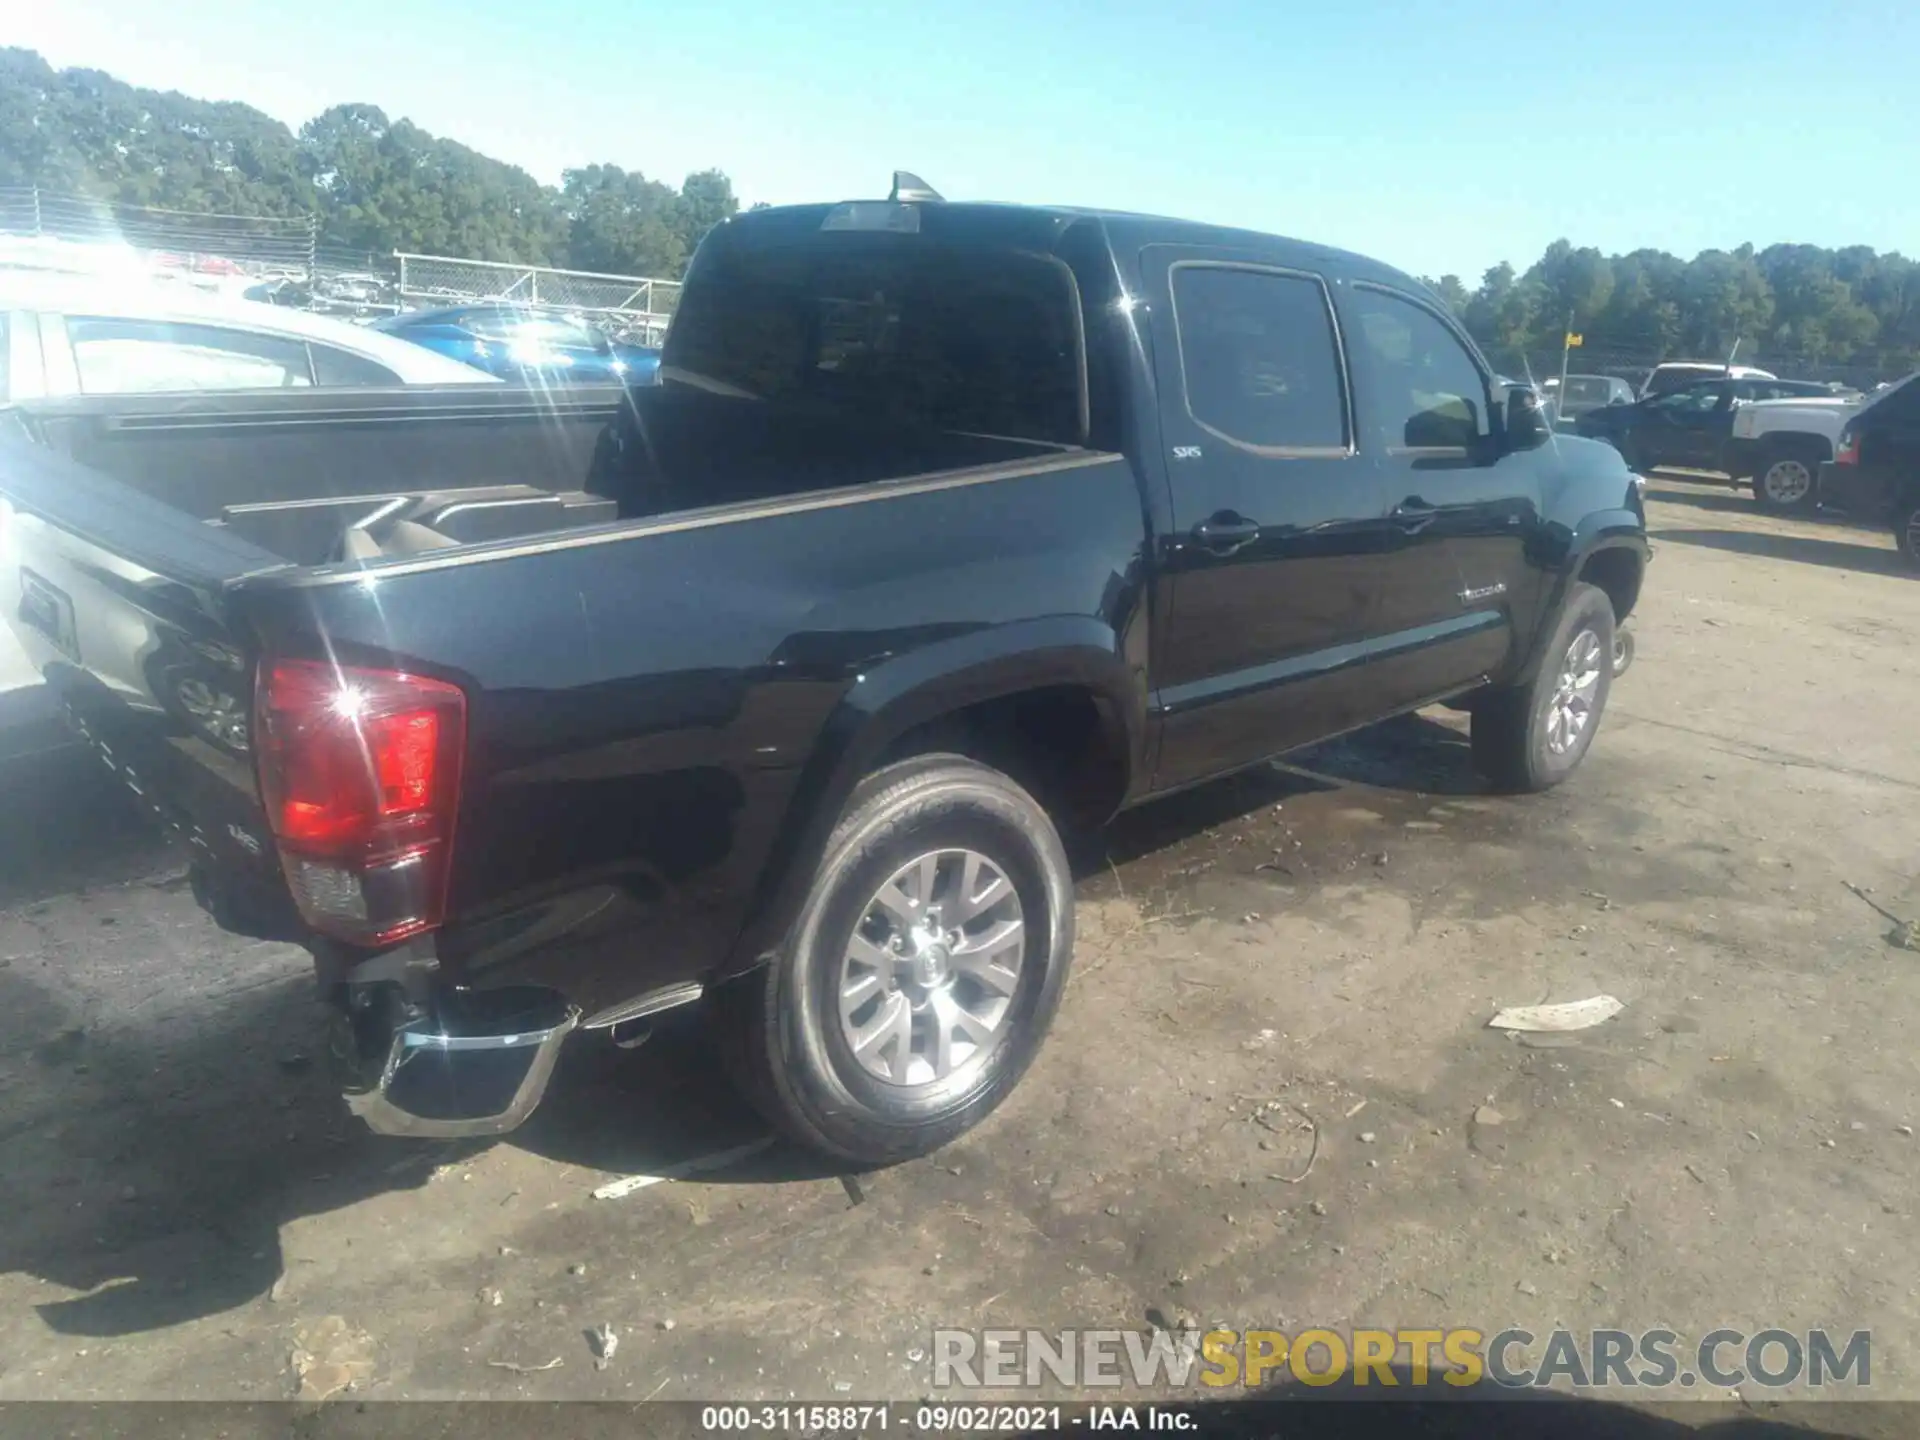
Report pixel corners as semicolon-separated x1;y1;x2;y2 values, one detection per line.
0;475;1915;1435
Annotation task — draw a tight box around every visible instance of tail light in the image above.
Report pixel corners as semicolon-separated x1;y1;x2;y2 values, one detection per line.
254;659;466;945
1835;428;1860;466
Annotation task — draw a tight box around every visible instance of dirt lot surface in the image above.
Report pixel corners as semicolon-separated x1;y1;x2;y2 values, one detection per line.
1;477;1916;1432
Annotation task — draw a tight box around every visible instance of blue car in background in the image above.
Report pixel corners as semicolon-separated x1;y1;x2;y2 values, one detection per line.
372;304;661;385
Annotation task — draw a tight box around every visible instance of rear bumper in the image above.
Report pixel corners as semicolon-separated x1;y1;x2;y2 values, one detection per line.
331;984;580;1139
1817;460;1896;520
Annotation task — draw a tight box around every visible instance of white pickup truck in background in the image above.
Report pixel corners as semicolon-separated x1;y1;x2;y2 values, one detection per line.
1725;391;1868;511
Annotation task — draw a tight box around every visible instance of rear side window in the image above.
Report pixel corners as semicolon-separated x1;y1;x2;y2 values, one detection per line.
1170;266;1347;451
310;344;402;386
67;317;314;394
1346;288;1488;450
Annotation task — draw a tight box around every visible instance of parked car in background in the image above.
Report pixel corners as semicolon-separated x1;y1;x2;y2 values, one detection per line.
1576;375;1836;479
1820;372;1920;566
373;304;662;385
0;272;499;400
1725;387;1871;511
1640;361;1775;398
0;273;495;706
1546;373;1635;429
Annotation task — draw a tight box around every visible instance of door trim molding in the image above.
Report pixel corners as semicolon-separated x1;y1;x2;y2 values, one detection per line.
1151;610;1505;716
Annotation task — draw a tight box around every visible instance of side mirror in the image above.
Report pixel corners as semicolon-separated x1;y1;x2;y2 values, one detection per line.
1501;384;1552;451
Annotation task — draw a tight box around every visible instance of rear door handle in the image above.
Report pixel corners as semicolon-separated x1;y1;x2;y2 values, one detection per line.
1192;515;1260;555
1392;499;1439;533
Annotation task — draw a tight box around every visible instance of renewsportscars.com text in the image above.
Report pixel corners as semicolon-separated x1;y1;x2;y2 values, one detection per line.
932;1327;1871;1391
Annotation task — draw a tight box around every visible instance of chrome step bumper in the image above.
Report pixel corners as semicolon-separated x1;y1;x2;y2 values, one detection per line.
332;985;579;1139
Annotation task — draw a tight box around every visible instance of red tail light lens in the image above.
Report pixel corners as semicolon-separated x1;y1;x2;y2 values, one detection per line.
1836;429;1860;466
255;659;466;945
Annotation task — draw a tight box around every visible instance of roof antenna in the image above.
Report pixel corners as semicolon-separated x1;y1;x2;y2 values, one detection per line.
889;171;943;203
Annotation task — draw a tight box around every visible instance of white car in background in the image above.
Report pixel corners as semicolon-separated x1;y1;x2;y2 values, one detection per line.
0;272;497;399
0;275;496;722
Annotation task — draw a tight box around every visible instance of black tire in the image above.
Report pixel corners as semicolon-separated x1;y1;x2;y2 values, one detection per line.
1753;444;1821;513
1897;497;1920;572
1471;582;1615;793
719;754;1073;1165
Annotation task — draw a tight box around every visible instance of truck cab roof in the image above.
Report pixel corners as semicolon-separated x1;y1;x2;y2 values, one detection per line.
723;199;1425;295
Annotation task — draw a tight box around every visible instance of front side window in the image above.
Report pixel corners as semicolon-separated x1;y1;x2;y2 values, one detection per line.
67;317;313;394
1346;288;1487;450
1170;265;1347;451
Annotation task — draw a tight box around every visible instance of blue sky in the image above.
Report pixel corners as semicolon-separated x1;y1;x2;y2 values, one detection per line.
7;0;1916;281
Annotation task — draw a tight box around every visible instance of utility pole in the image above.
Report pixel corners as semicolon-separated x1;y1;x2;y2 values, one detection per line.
1558;310;1578;413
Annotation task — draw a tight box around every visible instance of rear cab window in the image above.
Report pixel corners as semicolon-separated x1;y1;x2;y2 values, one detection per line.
663;228;1087;447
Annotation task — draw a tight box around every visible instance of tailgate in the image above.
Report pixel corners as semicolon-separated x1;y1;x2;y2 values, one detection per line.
0;427;288;883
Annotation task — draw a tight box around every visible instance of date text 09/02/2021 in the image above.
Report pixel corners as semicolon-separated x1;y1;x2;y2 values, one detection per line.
699;1406;1186;1432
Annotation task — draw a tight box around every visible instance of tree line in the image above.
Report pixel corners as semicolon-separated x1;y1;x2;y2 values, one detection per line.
1423;238;1920;381
3;46;1916;377
0;47;742;278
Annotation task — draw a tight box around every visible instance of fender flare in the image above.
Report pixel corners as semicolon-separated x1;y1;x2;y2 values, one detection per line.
720;615;1142;975
1518;513;1649;684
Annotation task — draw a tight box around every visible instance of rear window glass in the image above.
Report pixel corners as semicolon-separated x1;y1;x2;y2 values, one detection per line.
67;317;315;394
1865;374;1920;422
1646;365;1722;396
310;345;402;386
1560;376;1614;407
664;235;1085;445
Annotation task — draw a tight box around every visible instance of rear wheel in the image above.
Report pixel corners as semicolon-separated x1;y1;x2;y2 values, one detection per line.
1471;583;1615;793
1754;446;1820;512
720;755;1073;1165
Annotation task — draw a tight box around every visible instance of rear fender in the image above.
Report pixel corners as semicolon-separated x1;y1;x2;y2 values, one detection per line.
720;615;1141;975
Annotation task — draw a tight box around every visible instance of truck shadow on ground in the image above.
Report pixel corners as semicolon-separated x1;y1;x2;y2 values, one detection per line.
1099;708;1486;887
1652;526;1910;579
2;711;1489;1342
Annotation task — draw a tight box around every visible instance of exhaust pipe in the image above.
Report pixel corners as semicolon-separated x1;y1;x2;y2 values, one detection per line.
331;984;579;1139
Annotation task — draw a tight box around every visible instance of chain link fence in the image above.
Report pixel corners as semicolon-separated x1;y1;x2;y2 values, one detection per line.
0;189;680;342
0;185;316;283
395;254;680;346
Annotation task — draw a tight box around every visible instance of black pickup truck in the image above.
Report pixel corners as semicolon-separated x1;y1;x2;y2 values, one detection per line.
0;181;1649;1164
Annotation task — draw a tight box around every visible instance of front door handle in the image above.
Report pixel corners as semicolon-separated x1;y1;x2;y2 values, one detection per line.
1392;498;1439;533
1192;514;1260;555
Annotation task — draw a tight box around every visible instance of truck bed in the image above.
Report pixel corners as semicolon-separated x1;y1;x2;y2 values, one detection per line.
5;383;1073;571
